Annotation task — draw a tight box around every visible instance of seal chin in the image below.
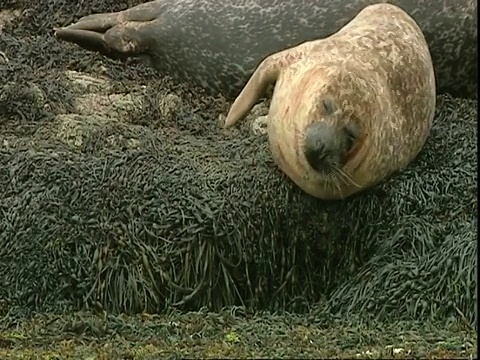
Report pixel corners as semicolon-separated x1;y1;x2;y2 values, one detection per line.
303;121;357;176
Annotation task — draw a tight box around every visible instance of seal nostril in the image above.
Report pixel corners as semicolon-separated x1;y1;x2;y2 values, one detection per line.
303;122;338;172
304;147;329;172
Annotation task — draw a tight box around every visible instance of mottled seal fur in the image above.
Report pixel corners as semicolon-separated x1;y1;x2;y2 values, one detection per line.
224;3;436;200
54;0;476;99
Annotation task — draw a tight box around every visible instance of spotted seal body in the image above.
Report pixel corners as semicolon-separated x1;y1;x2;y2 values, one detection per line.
224;3;436;200
54;0;476;99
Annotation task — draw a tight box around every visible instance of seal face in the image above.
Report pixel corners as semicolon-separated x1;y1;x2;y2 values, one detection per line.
224;3;436;200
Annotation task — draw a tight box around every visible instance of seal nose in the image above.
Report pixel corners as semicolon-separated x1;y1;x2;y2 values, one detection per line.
303;122;342;173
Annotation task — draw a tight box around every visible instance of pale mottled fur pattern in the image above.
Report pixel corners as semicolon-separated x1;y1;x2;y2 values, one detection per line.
228;4;436;199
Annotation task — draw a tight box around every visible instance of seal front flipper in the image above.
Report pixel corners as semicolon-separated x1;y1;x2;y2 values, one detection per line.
224;48;304;129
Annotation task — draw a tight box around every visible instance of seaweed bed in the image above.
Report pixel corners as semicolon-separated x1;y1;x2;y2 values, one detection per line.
0;0;477;358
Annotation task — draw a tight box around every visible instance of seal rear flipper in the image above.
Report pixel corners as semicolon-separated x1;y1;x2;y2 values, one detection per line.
55;20;158;59
62;1;164;31
54;28;127;60
62;13;125;32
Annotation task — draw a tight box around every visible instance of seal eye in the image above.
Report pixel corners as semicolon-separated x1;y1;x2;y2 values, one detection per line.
322;99;336;115
344;122;359;153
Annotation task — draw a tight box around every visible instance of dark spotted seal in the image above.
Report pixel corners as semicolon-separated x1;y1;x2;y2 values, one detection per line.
54;0;476;99
224;3;436;200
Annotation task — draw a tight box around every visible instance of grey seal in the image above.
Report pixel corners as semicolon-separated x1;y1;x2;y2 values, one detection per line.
54;0;476;99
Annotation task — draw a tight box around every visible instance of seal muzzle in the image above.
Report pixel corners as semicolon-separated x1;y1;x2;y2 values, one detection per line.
303;121;357;174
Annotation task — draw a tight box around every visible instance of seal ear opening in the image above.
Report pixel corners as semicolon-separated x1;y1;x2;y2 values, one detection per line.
322;98;337;115
343;121;361;155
